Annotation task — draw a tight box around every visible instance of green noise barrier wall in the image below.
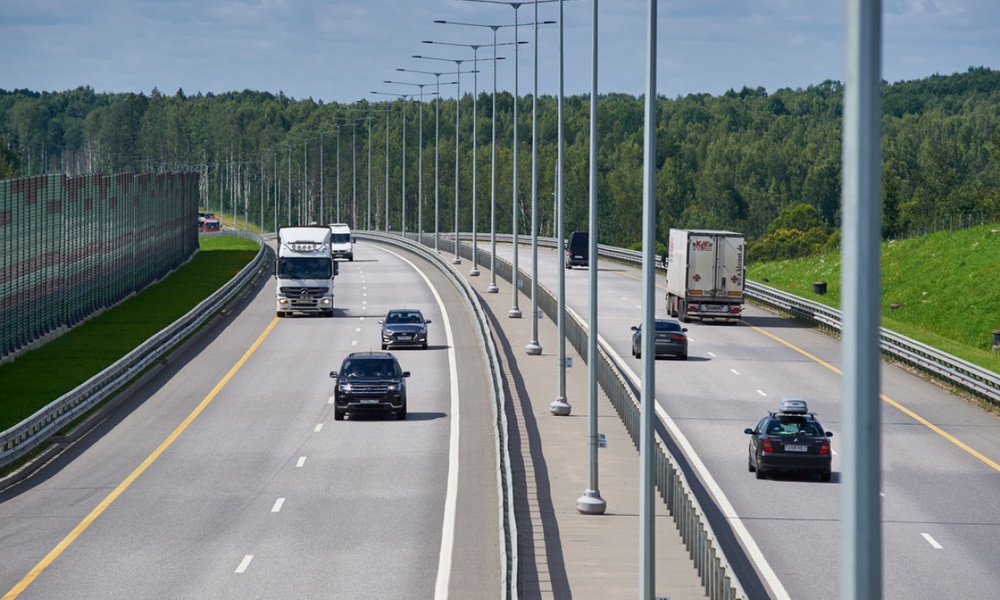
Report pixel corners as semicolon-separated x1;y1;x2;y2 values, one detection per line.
0;172;200;362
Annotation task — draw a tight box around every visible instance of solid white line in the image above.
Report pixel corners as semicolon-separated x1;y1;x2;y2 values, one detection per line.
235;555;253;574
271;498;285;513
296;456;306;468
922;533;943;549
314;423;323;432
376;246;460;600
600;338;788;600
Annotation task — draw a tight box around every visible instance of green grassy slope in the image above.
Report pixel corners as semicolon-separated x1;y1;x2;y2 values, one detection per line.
0;236;260;431
747;224;1000;374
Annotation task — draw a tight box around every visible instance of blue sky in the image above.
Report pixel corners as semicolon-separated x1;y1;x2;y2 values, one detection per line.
3;1;998;103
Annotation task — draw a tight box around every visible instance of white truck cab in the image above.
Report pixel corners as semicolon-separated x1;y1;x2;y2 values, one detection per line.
275;225;337;317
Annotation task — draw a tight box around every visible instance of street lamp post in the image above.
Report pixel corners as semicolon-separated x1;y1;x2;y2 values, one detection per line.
424;40;506;277
434;20;526;293
527;8;558;354
577;0;607;515
400;65;465;253
385;80;440;241
548;0;572;418
372;94;408;232
414;53;468;265
465;0;529;318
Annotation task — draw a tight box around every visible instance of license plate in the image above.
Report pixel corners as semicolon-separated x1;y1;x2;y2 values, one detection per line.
703;305;723;311
397;334;412;340
360;399;380;404
785;444;807;452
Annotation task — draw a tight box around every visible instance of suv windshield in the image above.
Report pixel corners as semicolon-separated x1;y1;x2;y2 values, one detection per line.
341;358;399;378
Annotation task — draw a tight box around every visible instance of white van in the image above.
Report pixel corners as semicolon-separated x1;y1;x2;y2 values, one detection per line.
329;223;354;261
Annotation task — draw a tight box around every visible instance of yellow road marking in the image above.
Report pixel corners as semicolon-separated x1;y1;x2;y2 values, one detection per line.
744;321;1000;473
3;317;281;600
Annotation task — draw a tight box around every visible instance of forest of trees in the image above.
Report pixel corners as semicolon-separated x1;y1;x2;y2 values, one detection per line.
1;66;999;259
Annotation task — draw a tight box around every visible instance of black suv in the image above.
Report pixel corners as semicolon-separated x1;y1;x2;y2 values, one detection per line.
329;352;410;420
745;399;833;481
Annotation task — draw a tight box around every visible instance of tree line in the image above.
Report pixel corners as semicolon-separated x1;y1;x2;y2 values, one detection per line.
1;66;998;259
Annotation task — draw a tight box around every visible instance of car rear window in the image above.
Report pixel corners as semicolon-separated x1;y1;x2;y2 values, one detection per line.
769;416;822;435
654;321;681;332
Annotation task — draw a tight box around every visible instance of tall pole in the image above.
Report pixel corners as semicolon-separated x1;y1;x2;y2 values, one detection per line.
352;122;358;228
418;88;425;240
402;99;408;235
489;27;501;292
402;65;467;253
386;81;437;241
577;0;606;515
385;106;390;231
432;19;526;291
319;130;325;223
527;0;543;354
550;0;571;416
336;125;342;222
639;0;658;595
286;145;292;225
470;47;481;275
841;1;883;599
367;115;373;230
510;3;523;317
451;60;466;264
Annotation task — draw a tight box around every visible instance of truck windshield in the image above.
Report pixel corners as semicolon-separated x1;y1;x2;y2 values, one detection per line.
278;257;332;279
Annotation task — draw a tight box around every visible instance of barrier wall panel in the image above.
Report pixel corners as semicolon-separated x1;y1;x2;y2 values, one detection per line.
0;173;200;363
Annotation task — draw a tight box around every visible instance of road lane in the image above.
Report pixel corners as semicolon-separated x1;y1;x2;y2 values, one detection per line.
0;241;500;600
492;241;1000;600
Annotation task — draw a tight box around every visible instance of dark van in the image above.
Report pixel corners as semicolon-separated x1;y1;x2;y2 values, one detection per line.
565;231;589;269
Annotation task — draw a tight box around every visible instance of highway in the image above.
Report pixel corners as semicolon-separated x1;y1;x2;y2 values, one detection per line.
490;241;1000;600
3;235;1000;599
0;242;500;599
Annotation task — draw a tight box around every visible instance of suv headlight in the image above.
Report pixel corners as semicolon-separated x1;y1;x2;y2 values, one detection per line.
387;382;402;392
338;382;353;392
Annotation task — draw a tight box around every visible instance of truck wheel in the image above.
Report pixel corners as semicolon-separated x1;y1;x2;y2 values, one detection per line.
681;303;692;323
334;409;345;421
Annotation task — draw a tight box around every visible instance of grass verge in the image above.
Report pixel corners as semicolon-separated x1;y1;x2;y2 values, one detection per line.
747;223;1000;375
0;236;260;432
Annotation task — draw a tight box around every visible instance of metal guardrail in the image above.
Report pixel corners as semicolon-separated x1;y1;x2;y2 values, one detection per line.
358;231;517;600
745;280;1000;406
0;232;267;471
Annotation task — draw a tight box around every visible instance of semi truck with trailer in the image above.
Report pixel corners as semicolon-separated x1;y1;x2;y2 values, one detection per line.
664;229;745;323
275;225;337;317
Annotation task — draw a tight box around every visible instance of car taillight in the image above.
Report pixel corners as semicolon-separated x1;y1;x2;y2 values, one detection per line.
730;306;742;313
762;438;773;452
819;440;830;455
670;334;685;341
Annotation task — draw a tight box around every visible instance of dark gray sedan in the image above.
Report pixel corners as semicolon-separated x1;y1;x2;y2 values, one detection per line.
380;308;431;350
631;318;688;359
